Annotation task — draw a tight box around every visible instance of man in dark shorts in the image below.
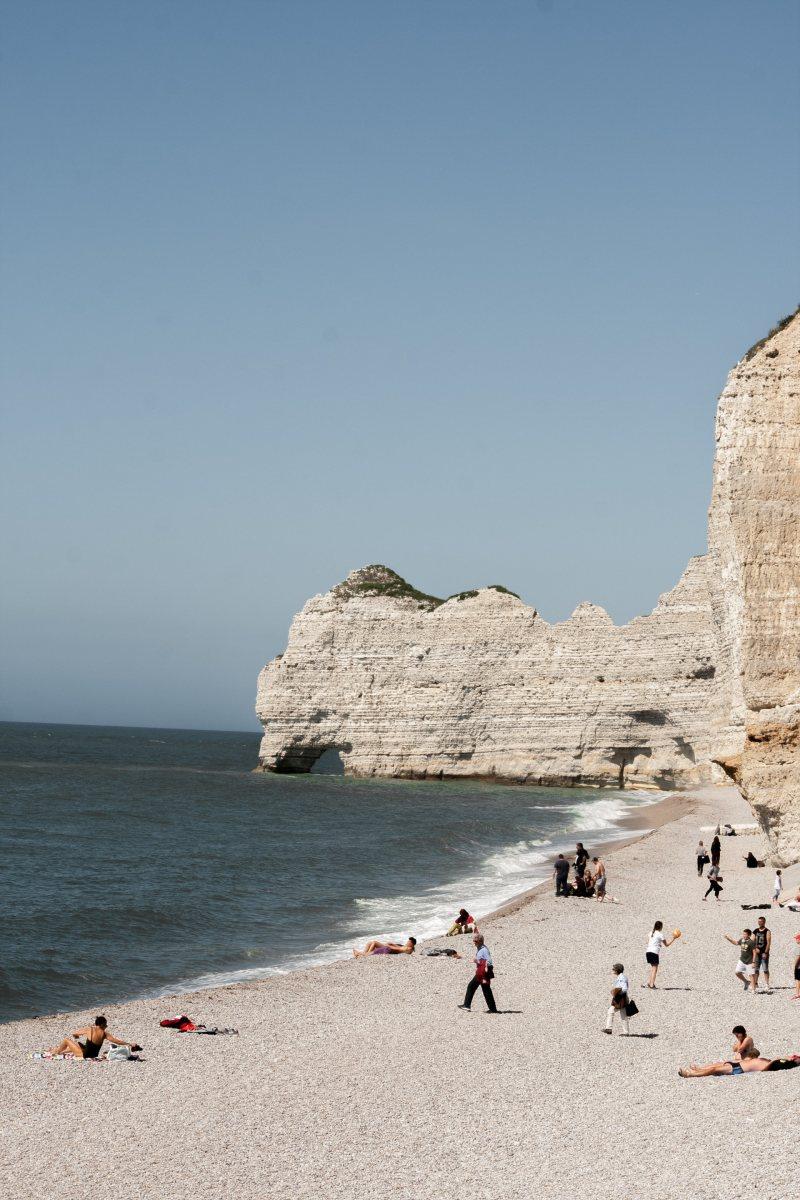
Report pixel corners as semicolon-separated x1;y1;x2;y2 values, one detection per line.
752;916;772;993
553;853;570;897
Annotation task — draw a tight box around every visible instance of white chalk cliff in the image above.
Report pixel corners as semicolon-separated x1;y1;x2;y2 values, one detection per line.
256;309;800;863
706;309;800;865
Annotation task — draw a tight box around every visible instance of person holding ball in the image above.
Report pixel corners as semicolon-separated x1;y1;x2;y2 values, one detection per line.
643;920;677;988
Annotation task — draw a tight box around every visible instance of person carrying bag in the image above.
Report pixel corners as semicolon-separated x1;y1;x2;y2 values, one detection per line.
602;963;634;1035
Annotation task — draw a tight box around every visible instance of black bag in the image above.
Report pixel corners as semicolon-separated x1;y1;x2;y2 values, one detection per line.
624;998;639;1017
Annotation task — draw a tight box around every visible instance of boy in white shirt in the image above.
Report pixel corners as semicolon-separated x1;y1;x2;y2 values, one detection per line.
772;870;782;905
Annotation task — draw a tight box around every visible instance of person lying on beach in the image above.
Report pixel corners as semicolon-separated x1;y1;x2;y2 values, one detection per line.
779;888;800;911
47;1015;139;1059
678;1048;800;1077
446;909;476;936
352;937;416;958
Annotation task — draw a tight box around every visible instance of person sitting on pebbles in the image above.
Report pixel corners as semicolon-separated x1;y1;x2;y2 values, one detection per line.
446;908;476;936
46;1015;139;1059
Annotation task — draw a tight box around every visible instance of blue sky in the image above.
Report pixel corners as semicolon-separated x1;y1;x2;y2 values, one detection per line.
2;1;798;730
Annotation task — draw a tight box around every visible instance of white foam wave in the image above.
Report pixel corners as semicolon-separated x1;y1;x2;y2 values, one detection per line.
145;789;664;1003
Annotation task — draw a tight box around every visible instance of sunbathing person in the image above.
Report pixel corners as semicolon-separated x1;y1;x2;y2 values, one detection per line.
47;1015;138;1059
446;909;476;936
678;1047;800;1077
353;937;416;958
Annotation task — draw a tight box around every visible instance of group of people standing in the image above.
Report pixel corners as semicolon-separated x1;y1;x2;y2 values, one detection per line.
552;843;607;900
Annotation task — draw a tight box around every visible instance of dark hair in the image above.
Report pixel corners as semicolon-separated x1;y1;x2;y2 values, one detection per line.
458;909;469;919
652;920;663;933
592;856;599;863
732;1025;746;1037
95;1016;108;1028
408;937;417;946
612;962;624;974
743;928;752;936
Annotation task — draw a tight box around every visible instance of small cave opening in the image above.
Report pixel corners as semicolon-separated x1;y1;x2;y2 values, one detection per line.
310;747;346;776
610;746;653;789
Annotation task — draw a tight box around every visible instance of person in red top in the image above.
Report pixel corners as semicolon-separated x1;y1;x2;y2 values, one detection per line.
447;908;476;936
457;932;498;1013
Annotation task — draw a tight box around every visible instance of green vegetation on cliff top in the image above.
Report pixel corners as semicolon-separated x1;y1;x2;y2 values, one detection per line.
335;565;520;609
742;304;798;362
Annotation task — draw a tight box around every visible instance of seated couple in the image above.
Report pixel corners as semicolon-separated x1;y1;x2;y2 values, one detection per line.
353;937;416;958
46;1016;140;1059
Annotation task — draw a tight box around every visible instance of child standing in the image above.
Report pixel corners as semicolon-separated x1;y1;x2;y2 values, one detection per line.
772;869;782;906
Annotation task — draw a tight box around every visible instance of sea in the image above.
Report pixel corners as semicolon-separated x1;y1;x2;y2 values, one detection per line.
0;722;659;1024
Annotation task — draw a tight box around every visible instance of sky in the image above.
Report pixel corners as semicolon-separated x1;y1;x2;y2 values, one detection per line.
1;1;798;732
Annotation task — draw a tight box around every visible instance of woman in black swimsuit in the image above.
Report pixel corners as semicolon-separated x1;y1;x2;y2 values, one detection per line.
47;1015;137;1058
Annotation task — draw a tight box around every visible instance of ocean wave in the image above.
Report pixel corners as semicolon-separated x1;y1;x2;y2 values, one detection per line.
108;789;663;1013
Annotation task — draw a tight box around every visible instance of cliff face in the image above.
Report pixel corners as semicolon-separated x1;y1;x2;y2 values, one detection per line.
256;310;800;862
256;560;723;790
707;310;800;865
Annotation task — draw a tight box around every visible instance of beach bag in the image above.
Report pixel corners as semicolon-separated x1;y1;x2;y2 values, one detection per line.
701;853;710;864
106;1043;132;1060
624;998;639;1018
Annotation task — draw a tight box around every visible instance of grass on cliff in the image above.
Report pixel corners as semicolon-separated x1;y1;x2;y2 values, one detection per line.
337;566;520;609
336;565;444;609
742;304;799;362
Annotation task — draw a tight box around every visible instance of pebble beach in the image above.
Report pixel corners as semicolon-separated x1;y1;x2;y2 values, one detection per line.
3;784;798;1200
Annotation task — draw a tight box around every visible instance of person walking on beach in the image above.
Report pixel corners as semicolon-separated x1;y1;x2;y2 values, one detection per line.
793;936;800;999
772;869;782;906
703;863;723;901
724;929;756;993
458;932;497;1013
695;840;708;877
553;853;570;897
644;920;676;988
601;963;631;1035
574;843;590;879
752;916;772;993
710;834;721;867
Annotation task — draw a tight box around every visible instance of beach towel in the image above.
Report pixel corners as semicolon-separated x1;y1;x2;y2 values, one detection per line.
426;948;460;957
160;1016;238;1035
741;903;771;910
160;1015;197;1031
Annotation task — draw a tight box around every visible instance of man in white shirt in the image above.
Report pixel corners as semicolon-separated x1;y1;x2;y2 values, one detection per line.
457;932;498;1013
